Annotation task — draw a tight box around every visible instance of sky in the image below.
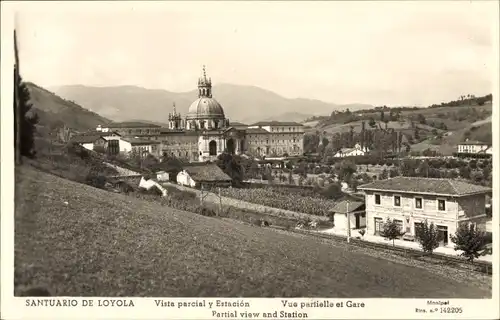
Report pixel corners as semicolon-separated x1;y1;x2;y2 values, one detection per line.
15;1;497;106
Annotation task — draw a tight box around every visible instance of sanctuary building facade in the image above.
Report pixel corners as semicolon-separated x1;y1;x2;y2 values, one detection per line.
96;67;305;162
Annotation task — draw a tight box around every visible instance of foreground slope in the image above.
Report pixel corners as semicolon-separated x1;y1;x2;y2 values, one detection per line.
15;166;490;297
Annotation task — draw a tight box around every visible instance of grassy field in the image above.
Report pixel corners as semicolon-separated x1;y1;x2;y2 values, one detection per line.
15;165;491;297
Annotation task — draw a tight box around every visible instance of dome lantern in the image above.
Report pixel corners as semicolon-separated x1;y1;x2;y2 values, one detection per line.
198;65;212;98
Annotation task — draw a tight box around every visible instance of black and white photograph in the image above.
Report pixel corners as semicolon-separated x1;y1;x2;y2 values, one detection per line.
2;0;498;319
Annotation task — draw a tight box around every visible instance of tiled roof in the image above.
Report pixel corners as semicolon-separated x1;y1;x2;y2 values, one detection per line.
358;176;492;197
81;130;121;137
245;128;269;134
107;122;161;128
159;129;200;136
122;137;161;145
250;121;304;126
329;199;365;213
70;134;106;144
184;164;232;182
458;140;489;146
230;122;248;127
339;148;356;154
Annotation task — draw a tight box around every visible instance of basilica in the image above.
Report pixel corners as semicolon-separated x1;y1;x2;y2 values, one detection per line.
97;67;304;162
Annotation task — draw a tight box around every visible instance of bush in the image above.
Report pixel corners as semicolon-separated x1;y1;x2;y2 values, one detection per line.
380;218;405;246
116;181;134;194
85;174;106;189
139;186;163;196
196;206;217;217
254;218;271;227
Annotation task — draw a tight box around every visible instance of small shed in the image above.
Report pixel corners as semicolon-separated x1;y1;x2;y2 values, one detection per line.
176;163;232;188
329;198;366;231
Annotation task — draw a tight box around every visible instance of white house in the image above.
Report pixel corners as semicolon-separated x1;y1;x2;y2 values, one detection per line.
177;170;197;188
70;134;108;151
120;137;160;156
354;143;370;153
334;147;366;158
156;171;170;182
329;198;366;231
457;140;491;154
138;176;167;196
358;177;492;247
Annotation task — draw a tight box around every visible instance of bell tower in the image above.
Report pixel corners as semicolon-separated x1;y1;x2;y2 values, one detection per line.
168;102;183;129
198;65;212;98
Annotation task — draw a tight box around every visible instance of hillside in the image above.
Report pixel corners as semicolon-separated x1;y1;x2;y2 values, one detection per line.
305;99;492;156
411;119;492;155
15;165;491;297
26;82;111;133
50;84;373;124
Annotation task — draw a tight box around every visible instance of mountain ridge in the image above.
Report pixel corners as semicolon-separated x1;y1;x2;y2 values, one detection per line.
50;84;374;124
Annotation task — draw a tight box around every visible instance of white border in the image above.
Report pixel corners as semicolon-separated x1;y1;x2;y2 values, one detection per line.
1;1;499;320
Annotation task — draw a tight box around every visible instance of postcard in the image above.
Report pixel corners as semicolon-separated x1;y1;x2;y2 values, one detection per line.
1;1;498;319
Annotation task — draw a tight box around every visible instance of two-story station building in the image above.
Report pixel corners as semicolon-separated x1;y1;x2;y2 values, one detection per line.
358;177;492;247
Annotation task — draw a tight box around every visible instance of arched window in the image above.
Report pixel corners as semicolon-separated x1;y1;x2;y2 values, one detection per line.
209;140;217;156
226;138;235;154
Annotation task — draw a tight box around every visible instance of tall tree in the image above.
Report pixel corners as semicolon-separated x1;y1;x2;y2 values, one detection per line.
217;153;244;186
15;73;38;159
349;125;355;146
415;219;441;255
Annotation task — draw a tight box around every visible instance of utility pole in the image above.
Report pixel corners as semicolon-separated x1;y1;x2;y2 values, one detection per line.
200;184;204;206
346;199;351;243
218;186;222;216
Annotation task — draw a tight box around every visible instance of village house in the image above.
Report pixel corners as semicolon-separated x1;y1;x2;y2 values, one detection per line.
329;197;366;231
70;134;108;152
333;143;369;158
457;140;492;155
70;131;123;155
96;122;162;136
120;137;161;156
358;177;492;247
176;163;232;188
155;171;170;182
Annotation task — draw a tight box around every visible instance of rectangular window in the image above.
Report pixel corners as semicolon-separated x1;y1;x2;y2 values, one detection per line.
415;197;423;209
375;194;381;205
438;199;446;211
394;196;401;207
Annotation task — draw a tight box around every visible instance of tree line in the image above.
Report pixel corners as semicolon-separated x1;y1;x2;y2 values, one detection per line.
378;218;491;262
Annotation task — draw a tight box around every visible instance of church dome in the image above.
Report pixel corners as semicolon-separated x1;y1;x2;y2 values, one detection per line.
186;97;225;120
